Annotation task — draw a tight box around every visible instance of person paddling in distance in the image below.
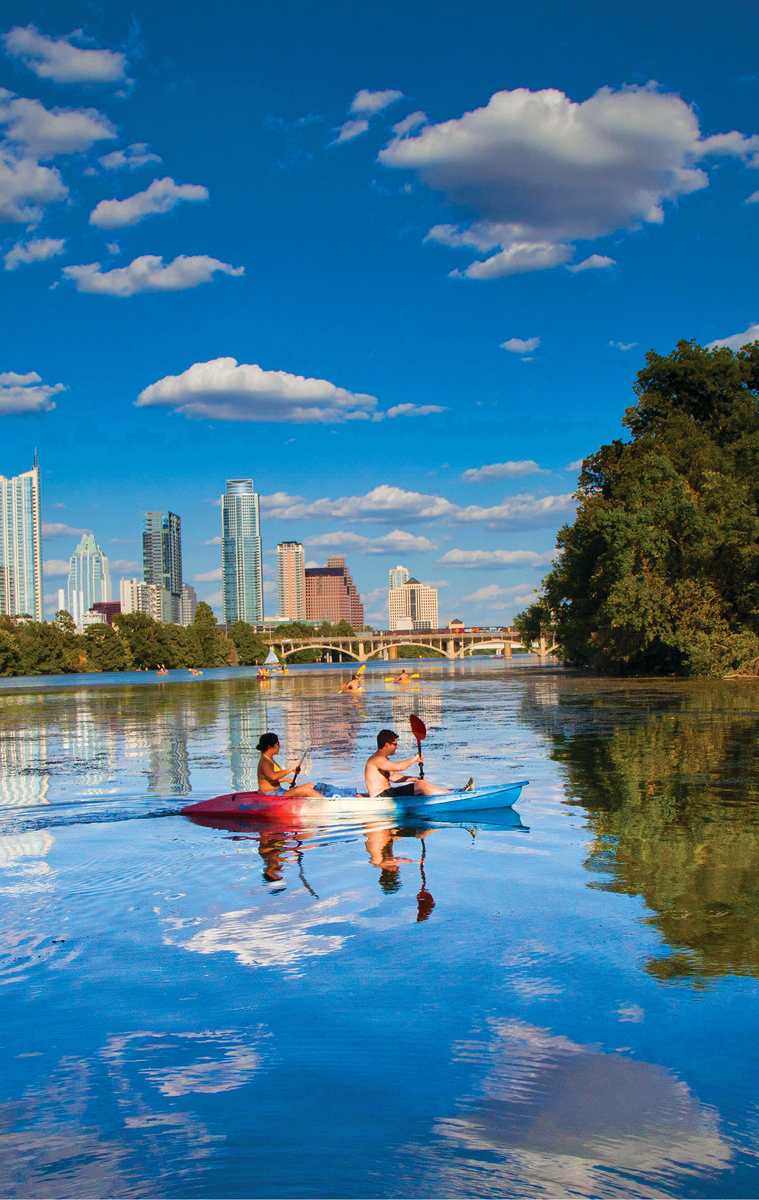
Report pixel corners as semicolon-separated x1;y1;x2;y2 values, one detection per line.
364;729;452;798
394;670;411;685
256;733;322;798
340;673;365;694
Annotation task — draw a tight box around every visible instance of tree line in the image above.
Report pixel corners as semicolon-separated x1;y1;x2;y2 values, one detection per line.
515;339;759;677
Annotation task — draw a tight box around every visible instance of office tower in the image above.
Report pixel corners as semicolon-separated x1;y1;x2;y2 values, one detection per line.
120;578;173;622
277;541;305;621
143;510;182;623
221;479;263;626
181;583;197;626
389;565;409;591
66;533;112;629
389;577;439;631
305;555;364;628
0;457;42;621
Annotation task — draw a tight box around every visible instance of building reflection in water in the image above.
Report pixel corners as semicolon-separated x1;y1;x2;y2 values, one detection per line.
0;725;50;807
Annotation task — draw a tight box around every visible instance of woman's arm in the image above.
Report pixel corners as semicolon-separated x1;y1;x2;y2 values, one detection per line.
259;758;295;784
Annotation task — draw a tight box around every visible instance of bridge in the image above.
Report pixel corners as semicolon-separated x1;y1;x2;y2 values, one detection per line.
267;629;558;662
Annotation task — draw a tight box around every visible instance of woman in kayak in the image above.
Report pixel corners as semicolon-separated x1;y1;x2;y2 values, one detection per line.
256;733;322;798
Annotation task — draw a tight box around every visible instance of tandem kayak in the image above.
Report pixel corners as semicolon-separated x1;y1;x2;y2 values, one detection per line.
180;781;528;819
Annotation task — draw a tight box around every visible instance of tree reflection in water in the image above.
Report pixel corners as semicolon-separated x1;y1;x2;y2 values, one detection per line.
522;677;759;984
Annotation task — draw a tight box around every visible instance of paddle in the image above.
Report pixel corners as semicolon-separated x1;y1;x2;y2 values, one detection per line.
384;673;420;681
289;744;312;790
409;712;426;779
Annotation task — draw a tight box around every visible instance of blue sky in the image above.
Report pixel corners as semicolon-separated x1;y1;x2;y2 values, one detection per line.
2;0;759;625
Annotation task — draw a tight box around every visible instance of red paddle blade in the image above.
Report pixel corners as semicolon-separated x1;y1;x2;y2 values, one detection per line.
409;713;427;742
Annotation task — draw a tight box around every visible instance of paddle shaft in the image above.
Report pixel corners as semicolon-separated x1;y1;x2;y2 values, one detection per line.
409;713;427;780
289;744;312;790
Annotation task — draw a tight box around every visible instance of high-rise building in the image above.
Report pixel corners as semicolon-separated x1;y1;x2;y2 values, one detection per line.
181;583;197;626
66;533;112;629
221;479;263;626
143;511;182;623
389;564;409;591
305;555;364;628
277;541;305;621
389;577;439;631
0;457;42;621
120;577;173;622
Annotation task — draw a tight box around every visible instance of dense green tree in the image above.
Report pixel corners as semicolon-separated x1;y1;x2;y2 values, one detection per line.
520;340;759;676
0;629;21;676
228;621;268;665
112;612;176;669
512;599;554;652
14;622;69;675
83;624;133;672
188;601;233;667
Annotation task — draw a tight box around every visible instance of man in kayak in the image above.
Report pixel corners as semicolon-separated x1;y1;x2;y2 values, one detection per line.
364;729;452;798
394;670;411;685
340;673;365;694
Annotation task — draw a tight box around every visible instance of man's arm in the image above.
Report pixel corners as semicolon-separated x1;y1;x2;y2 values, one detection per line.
374;753;420;774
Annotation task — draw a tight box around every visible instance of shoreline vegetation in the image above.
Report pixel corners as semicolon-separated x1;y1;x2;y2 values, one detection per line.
515;340;759;678
0;607;374;678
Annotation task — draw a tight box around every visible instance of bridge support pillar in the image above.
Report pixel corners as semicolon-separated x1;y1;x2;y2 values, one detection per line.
388;644;398;660
446;639;454;660
358;642;365;663
504;640;512;658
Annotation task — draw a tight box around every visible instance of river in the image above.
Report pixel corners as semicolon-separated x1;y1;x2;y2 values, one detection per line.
1;659;758;1198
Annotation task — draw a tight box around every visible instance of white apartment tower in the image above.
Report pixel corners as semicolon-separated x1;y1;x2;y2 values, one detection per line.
67;533;112;629
0;457;42;622
221;479;263;626
277;541;305;621
389;565;409;591
389;577;439;631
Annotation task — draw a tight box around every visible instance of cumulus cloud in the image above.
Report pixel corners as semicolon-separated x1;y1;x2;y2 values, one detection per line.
0;92;116;158
3;25;128;84
566;253;616;272
204;535;222;545
708;322;759;351
195;568;222;581
380;83;759;277
0;369;65;414
463;582;536;602
109;559;140;571
99;142;162;170
501;337;540;354
566;458;584;471
392;111;428;136
42;558;71;576
137;358;377;423
462;460;546;482
262;483;574;529
0;151;67;222
329;118;370;145
350;89;404;116
385;402;447;418
63;254;244;296
42;521;89;538
609;340;636;350
4;235;64;270
304;529;438;554
89;177;209;228
438;548;556;568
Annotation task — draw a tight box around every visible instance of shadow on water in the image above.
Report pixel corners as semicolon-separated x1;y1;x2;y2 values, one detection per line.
521;676;759;985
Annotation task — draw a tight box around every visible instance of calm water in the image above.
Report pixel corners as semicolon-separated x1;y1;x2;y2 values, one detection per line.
1;659;759;1199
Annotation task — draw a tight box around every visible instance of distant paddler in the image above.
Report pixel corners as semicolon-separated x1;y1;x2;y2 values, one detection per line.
256;733;321;798
339;665;366;694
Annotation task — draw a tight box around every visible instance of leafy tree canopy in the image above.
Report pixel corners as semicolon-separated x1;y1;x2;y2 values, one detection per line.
519;339;759;676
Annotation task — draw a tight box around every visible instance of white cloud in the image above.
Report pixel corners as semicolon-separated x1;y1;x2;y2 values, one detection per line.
4;235;64;270
392;111;427;136
745;191;759;204
42;521;89;538
609;340;636;350
462;460;546;482
262;483;574;529
109;559;139;571
380;84;759;277
330;118;369;145
350;89;404;116
63;254;244;296
501;337;540;354
195;568;222;581
204;535;222;545
137;358;377;423
42;558;70;576
99;142;162;170
566;458;584;471
0;369;65;414
3;25;127;84
201;589;223;607
304;529;438;554
385;402;447;418
439;548;556;568
89;177;209;229
304;559;319;569
0;92;116;158
463;582;536;603
567;253;616;272
0;151;67;222
708;322;759;351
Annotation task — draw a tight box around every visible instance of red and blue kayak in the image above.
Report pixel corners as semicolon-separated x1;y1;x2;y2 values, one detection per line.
181;781;528;820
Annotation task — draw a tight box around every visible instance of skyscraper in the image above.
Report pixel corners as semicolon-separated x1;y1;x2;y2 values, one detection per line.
305;555;364;628
221;479;263;626
277;541;305;620
0;457;42;621
66;533;112;629
389;578;439;631
389;564;409;591
143;511;182;623
181;583;197;626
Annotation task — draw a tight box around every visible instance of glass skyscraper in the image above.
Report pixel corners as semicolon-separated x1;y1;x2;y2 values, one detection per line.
222;480;263;626
143;511;182;623
0;457;42;622
67;533;112;627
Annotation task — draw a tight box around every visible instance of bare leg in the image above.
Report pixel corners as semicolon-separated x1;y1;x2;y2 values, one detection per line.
283;781;323;799
412;779;451;796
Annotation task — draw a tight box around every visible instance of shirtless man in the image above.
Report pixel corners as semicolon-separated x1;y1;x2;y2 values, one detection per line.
364;729;451;798
340;673;365;694
394;670;411;685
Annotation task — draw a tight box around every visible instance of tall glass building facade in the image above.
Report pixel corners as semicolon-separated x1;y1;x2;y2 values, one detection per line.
143;511;182;623
66;533;112;628
0;458;42;622
222;480;263;626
